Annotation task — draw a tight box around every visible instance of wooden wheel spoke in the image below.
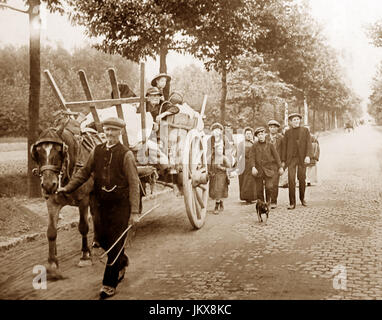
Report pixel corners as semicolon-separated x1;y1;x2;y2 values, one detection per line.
192;190;201;219
182;130;207;229
193;187;205;209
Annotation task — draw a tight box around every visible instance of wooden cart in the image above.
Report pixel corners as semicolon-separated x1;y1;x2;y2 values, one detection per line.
44;63;209;229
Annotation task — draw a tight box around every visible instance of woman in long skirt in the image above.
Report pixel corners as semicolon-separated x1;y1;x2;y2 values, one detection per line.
238;127;257;203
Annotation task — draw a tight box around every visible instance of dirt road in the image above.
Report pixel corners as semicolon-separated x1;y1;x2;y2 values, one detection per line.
1;125;382;300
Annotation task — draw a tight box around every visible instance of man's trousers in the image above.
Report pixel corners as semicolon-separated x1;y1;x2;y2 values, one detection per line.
90;191;131;288
287;157;307;205
255;176;273;203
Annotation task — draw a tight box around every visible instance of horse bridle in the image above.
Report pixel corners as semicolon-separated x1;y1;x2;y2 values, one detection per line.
31;135;69;190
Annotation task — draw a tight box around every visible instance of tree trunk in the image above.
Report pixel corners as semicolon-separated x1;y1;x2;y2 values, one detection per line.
334;110;337;129
322;110;326;131
328;110;332;129
303;98;308;125
220;66;227;125
327;111;330;129
332;110;336;129
28;0;42;198
312;108;316;133
159;42;170;100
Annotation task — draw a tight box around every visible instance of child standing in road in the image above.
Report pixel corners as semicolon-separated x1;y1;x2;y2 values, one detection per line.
208;123;232;214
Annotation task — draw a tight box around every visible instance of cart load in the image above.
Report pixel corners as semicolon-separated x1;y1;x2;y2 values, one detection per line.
43;64;210;229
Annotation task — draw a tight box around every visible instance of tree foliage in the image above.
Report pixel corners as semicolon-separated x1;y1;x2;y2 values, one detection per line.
0;44;138;136
367;19;382;48
368;62;382;124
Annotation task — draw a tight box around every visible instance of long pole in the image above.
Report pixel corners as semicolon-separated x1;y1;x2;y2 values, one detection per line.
28;0;42;198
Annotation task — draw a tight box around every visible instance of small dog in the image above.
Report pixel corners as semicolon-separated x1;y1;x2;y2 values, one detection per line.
256;200;270;223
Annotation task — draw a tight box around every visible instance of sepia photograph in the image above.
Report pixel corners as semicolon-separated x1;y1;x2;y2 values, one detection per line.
0;0;382;306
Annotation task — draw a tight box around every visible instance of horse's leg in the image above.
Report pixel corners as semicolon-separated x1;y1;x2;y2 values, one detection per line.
46;198;64;280
89;192;100;248
78;198;92;267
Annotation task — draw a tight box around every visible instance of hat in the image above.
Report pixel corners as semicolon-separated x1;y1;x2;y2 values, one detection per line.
243;127;254;134
151;73;171;86
169;91;184;105
102;117;126;130
146;86;161;96
254;127;266;136
210;122;224;132
288;113;302;120
268;120;281;127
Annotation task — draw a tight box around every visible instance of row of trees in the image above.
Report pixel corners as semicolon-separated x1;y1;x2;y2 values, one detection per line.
367;21;382;124
0;42;351;136
368;63;382;124
64;0;361;129
1;0;362;197
1;0;361;136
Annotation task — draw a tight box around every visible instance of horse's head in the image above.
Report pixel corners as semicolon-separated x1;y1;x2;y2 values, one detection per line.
31;128;68;196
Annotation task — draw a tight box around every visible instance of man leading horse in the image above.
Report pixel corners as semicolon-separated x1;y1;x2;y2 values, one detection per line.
31;114;101;280
57;117;140;299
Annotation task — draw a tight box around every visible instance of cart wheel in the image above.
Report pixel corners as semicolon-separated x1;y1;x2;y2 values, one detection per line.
182;129;209;229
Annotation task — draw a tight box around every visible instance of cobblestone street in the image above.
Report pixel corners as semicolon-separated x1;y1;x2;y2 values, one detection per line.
0;125;381;300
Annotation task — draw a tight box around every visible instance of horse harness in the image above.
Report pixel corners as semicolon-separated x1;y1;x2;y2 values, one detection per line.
31;126;86;190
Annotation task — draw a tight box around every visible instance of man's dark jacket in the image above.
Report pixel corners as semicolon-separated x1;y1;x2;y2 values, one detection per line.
249;141;282;178
281;126;313;166
266;133;283;157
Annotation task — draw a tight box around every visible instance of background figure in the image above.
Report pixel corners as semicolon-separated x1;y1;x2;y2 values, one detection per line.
238;127;256;203
281;113;313;210
208;123;232;214
151;73;171;102
250;127;283;206
306;130;320;186
279;125;289;188
266;120;283;208
145;86;162;123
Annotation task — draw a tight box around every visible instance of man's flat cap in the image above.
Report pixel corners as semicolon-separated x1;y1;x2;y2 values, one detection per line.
288;113;302;120
146;86;161;96
244;126;254;134
254;127;266;136
102;117;126;129
268;119;281;127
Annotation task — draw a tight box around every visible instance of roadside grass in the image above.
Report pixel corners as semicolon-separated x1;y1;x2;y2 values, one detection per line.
0;137;27;152
0;137;27;143
0;173;28;197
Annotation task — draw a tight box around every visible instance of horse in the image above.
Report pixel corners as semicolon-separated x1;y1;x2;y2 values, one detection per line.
31;115;103;279
344;120;354;133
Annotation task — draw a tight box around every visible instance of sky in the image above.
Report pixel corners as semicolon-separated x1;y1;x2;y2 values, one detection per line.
1;0;382;112
308;0;382;112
